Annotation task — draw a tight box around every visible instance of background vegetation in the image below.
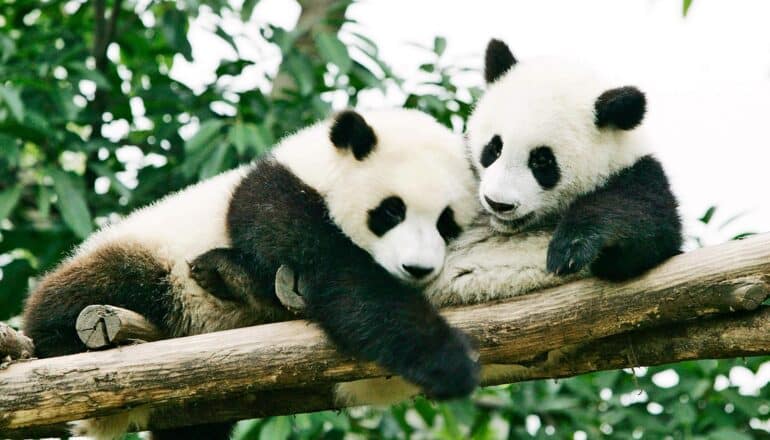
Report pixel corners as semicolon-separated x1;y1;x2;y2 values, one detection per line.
1;0;768;438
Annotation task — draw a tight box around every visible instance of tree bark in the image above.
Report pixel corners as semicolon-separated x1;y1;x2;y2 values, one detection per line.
269;0;349;99
2;233;770;436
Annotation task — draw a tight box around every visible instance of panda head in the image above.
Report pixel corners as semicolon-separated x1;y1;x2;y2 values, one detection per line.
468;39;649;231
275;109;477;284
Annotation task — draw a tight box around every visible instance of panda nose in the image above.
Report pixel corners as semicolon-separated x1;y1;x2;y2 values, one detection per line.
402;264;434;279
484;196;517;213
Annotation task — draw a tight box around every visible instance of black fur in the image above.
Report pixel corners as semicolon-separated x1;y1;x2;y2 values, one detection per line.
528;146;560;190
329;110;378;160
189;248;283;310
367;196;406;237
480;135;503;168
437;207;462;242
546;155;682;281
227;159;479;399
484;39;517;84
23;244;175;357
595;86;646;130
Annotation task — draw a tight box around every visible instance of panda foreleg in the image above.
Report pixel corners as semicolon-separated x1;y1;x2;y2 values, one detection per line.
301;274;480;401
547;156;682;281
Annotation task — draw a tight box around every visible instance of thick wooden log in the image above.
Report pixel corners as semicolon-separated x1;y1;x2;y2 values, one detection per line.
10;306;770;439
76;305;162;349
2;233;770;436
0;323;34;362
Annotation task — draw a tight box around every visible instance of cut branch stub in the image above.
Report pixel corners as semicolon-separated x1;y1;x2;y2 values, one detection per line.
76;305;162;349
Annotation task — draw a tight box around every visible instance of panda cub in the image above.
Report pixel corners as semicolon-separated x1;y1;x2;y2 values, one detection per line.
23;109;480;439
249;40;683;405
426;39;682;306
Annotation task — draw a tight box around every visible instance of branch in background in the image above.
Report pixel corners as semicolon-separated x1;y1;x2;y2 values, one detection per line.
270;0;350;99
2;233;770;436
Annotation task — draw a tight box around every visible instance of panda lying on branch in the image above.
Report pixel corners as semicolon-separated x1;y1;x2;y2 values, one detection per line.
24;109;480;439
194;39;683;405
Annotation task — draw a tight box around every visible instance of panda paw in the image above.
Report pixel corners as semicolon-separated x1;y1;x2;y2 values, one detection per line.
546;232;603;276
414;329;480;400
189;255;234;301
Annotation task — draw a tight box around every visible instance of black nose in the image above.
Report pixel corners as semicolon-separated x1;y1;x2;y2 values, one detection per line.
484;196;517;213
402;265;434;279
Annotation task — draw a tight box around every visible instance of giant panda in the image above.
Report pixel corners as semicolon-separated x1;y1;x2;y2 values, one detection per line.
263;40;683;405
22;109;481;439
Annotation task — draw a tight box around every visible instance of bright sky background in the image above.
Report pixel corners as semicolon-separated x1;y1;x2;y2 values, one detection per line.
174;0;770;246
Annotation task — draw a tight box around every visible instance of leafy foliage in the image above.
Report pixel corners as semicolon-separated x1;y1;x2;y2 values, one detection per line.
0;2;767;439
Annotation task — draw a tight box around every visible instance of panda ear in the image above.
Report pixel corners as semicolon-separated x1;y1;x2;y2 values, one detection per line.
329;110;377;160
484;39;517;84
594;86;646;130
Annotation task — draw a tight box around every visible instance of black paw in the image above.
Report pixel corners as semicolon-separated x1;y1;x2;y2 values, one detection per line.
546;232;603;276
413;329;480;400
189;257;232;300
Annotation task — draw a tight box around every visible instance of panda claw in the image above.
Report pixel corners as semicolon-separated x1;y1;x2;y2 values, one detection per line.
547;233;602;277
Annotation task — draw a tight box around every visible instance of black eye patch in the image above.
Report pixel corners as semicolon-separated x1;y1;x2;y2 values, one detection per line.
480;135;503;168
528;146;560;189
368;196;406;237
437;207;461;242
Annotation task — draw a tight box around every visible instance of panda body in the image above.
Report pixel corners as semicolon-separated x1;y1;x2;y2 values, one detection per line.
336;41;682;406
23;109;480;439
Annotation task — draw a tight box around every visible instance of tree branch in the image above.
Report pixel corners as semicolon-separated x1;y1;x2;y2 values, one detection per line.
270;0;349;99
2;233;770;437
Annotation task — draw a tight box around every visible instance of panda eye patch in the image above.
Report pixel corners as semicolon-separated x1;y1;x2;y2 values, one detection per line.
368;196;406;237
480;135;503;168
437;206;461;242
528;146;560;189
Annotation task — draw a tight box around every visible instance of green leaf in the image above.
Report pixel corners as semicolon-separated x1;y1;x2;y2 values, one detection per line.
198;143;232;180
683;0;694;16
698;205;716;224
434;36;447;56
707;428;752;440
185;120;225;154
315;32;352;74
0;85;25;122
215;26;239;54
229;123;248;155
241;0;260;21
284;53;315;96
49;169;93;239
259;416;291;440
0;185;22;221
162;9;193;61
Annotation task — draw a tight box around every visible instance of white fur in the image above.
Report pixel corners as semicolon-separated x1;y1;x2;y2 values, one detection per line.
274;109;477;283
467;57;649;229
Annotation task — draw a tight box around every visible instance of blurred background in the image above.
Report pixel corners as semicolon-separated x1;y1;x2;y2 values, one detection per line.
1;0;769;438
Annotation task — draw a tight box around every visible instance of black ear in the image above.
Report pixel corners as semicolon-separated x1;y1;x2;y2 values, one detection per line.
484;39;517;84
594;86;646;130
329;110;377;160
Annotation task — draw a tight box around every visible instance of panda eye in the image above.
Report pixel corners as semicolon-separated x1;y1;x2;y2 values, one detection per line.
368;196;406;237
527;146;560;189
480;135;503;168
437;206;461;242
